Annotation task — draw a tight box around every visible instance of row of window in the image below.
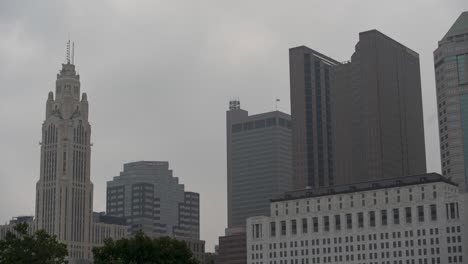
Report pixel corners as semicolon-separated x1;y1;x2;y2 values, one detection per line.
262;205;440;238
254;247;449;261
232;117;291;133
253;256;455;264
274;186;440;216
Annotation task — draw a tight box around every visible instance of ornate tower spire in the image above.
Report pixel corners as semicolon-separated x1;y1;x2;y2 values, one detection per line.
66;40;70;64
36;53;93;263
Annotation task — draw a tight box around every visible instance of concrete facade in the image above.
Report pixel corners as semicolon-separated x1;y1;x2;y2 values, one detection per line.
226;101;293;228
332;30;427;185
31;59;128;263
247;174;468;264
34;61;94;262
434;11;468;192
289;47;340;190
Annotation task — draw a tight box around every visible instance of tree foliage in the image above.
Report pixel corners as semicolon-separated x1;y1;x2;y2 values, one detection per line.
93;231;199;264
0;222;68;264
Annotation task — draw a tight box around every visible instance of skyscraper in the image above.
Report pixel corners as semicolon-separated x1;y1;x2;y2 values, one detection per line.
335;30;426;185
35;55;94;262
106;161;200;239
289;47;340;190
434;12;468;192
33;49;127;263
106;161;205;261
290;30;426;189
226;101;292;228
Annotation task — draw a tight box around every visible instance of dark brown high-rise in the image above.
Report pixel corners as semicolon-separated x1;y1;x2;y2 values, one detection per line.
333;30;426;184
289;47;340;190
290;30;427;189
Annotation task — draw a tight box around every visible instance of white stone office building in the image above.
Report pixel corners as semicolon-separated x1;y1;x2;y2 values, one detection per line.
247;174;468;264
30;50;128;263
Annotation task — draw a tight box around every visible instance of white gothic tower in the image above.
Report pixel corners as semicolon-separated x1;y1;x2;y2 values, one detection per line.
35;51;94;262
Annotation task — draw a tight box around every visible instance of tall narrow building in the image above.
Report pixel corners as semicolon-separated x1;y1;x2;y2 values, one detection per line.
289;47;340;190
35;55;94;262
32;46;128;263
434;12;468;192
222;101;292;264
332;30;427;184
226;100;292;228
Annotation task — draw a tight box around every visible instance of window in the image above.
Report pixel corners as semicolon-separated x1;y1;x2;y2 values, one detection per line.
393;208;400;225
457;54;467;84
346;214;352;229
243;121;254;130
430;204;437;221
358;212;364;228
254;119;266;128
324;216;330;232
278;118;286;127
266;118;277;127
253;224;262;238
302;218;308;234
418;206;425;222
335;215;341;231
405;207;412;224
291;219;297;235
369;211;375;227
270;222;276;237
448;203;457;219
280;221;286;236
381;210;388;226
312;217;318;232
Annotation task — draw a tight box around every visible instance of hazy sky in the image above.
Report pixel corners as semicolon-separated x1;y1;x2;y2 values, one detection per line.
0;0;467;251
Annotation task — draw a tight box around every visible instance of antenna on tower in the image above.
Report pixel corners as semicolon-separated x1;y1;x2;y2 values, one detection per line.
66;40;71;64
72;42;75;65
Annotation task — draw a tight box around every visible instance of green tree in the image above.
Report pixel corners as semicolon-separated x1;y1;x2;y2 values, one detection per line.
0;222;68;264
93;231;199;264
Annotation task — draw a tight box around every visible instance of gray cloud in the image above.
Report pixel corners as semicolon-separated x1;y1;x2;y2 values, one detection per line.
0;0;467;250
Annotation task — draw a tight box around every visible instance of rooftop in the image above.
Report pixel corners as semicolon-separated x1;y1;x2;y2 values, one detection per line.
444;11;468;39
289;46;340;66
272;173;455;202
359;29;419;57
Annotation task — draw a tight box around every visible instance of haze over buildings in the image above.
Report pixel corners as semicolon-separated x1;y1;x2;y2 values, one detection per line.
0;1;467;251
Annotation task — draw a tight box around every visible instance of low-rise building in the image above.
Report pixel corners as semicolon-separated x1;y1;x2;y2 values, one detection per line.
0;216;36;238
217;227;247;264
1;213;129;251
91;212;128;246
247;173;468;264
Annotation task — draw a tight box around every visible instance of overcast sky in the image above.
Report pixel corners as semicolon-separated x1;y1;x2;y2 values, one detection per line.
0;0;467;251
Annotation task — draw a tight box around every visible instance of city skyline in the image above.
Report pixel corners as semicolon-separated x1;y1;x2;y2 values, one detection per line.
0;1;467;251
